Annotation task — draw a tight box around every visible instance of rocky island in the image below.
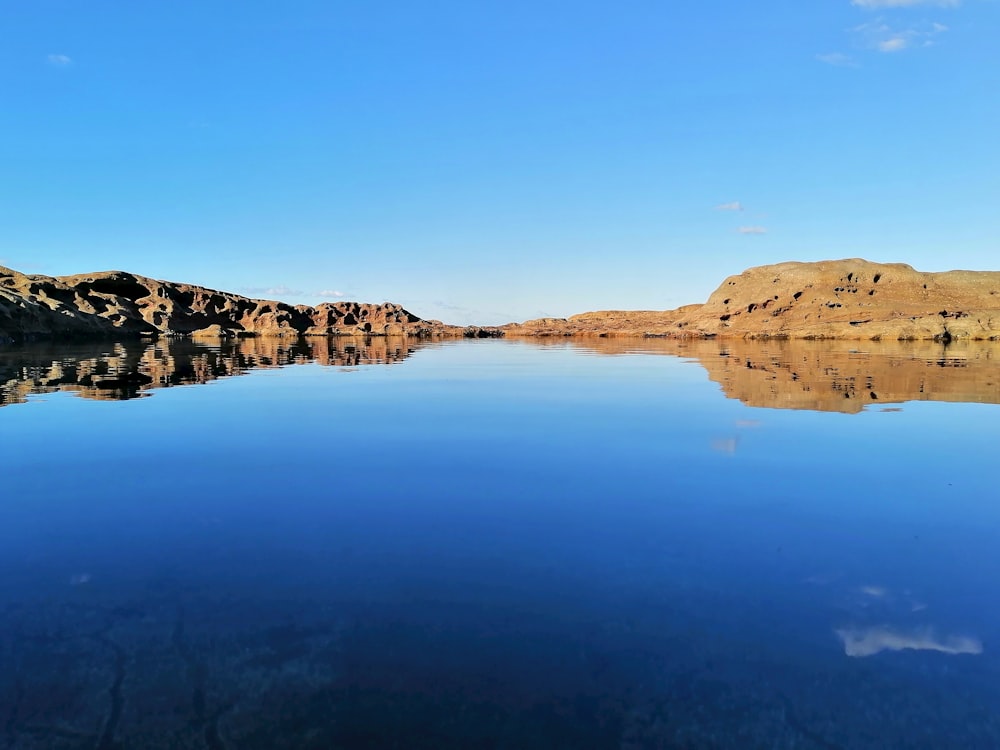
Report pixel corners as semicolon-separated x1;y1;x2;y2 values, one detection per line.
3;258;1000;344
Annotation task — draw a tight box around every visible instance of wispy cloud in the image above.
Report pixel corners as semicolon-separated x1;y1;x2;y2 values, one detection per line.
738;226;768;235
715;201;744;211
817;52;860;67
315;289;345;298
240;284;305;298
824;1;958;62
836;626;982;657
416;299;515;326
711;437;739;455
851;0;959;8
852;17;950;53
46;54;73;66
879;36;910;51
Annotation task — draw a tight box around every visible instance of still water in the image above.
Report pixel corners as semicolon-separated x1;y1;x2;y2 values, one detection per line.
1;337;999;749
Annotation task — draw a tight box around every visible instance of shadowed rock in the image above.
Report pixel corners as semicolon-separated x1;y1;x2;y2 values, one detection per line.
0;266;475;344
6;259;1000;343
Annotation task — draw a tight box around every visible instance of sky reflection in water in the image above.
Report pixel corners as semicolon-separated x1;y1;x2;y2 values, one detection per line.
1;338;999;748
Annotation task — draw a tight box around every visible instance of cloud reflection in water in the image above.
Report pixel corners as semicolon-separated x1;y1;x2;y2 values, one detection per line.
836;626;982;657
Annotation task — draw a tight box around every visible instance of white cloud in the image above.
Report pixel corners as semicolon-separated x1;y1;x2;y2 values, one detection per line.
738;226;768;235
851;0;959;7
853;18;949;52
240;284;305;298
715;201;744;211
817;52;860;67
46;54;73;66
264;285;303;297
837;626;982;657
316;289;345;298
878;36;910;51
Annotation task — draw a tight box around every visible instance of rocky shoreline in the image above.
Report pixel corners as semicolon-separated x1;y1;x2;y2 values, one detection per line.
0;264;499;344
4;258;1000;344
504;259;1000;341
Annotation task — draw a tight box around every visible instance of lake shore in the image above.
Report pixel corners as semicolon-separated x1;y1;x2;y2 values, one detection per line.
4;258;1000;344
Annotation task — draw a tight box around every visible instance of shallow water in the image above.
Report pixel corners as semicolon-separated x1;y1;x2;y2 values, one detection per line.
2;337;999;749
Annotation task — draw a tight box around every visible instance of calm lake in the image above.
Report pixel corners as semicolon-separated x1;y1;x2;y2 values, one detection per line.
2;337;999;749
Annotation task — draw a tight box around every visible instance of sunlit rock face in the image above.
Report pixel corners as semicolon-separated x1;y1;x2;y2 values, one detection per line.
6;259;1000;343
503;259;1000;341
680;259;1000;340
0;265;465;343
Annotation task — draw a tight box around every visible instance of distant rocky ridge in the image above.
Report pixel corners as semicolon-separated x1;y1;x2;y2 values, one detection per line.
505;259;1000;341
4;258;1000;343
0;265;502;344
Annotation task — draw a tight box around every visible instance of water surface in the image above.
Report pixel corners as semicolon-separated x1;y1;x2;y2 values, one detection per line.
2;337;999;748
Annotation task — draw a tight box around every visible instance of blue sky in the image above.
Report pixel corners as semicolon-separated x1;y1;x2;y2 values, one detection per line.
1;1;997;324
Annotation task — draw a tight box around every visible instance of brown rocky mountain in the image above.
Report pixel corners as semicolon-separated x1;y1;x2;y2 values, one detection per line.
506;259;1000;341
4;258;1000;343
0;265;494;344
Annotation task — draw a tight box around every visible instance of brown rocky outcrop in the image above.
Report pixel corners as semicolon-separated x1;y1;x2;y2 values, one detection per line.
5;259;1000;343
505;259;1000;341
0;265;468;344
503;308;694;338
677;259;1000;340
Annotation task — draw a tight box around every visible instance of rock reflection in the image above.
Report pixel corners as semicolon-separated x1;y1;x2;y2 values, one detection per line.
550;337;1000;413
0;337;421;408
4;336;1000;412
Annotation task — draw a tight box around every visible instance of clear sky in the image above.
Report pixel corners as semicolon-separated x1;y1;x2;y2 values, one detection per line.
1;1;997;325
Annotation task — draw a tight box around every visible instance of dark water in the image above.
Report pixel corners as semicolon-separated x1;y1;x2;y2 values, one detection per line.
2;337;999;749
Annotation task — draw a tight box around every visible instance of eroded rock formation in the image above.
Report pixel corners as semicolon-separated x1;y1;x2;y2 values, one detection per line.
677;259;1000;340
0;265;471;343
505;259;1000;341
5;259;1000;343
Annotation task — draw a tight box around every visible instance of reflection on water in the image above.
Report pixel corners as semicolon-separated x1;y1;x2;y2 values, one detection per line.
837;626;983;658
523;337;1000;412
0;337;422;407
4;336;998;413
3;339;1000;747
